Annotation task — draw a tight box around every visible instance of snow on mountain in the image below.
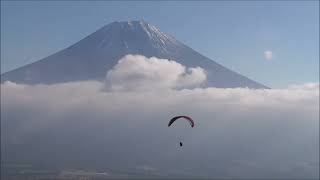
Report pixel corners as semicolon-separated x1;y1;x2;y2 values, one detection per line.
1;20;268;88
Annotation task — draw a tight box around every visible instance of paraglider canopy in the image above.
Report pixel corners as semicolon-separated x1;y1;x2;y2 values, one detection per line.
168;116;194;128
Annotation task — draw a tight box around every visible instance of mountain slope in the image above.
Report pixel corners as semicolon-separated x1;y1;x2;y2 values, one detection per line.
1;20;268;88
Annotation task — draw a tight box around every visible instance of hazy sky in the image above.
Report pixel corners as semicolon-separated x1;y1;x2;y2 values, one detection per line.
1;1;319;87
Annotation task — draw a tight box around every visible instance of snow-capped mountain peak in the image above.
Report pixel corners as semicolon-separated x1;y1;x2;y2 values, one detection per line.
93;20;179;53
1;20;268;88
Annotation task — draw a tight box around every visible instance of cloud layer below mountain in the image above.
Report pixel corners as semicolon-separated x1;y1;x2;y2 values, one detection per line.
1;55;319;178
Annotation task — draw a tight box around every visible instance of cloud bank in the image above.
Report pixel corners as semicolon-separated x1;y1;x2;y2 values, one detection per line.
1;55;319;178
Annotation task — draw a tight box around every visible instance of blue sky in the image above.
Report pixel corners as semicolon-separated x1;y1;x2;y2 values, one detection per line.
1;1;318;88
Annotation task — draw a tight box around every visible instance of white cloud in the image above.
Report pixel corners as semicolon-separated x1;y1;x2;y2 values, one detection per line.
264;50;273;60
288;82;320;90
105;55;207;91
1;80;319;178
0;54;318;178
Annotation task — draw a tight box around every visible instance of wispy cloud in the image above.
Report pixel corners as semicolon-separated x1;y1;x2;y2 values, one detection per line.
264;50;273;60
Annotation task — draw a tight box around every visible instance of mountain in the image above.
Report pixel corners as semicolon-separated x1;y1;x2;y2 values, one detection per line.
1;20;268;88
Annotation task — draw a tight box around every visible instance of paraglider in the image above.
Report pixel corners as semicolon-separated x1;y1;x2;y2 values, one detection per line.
168;115;194;147
168;115;194;128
